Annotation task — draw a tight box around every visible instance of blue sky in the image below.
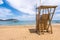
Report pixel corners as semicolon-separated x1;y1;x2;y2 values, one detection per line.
0;0;60;21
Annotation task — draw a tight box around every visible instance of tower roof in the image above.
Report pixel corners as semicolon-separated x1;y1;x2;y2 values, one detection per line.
37;5;57;9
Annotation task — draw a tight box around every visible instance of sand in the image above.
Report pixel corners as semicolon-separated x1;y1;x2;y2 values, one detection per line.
0;24;60;40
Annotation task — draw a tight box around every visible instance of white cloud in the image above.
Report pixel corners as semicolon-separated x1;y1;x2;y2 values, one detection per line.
53;14;60;20
55;6;60;13
41;0;60;5
0;7;35;21
0;7;13;16
13;15;35;21
0;0;59;21
6;0;60;15
0;0;3;4
7;0;36;15
0;7;14;19
56;10;60;13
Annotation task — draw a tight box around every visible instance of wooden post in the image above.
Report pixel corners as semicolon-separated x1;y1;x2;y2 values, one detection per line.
36;9;40;32
50;8;56;34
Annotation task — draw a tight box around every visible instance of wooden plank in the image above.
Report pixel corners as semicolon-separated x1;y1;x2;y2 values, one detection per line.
37;6;57;9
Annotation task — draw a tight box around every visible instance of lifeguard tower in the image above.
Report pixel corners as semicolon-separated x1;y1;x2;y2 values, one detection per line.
36;0;57;34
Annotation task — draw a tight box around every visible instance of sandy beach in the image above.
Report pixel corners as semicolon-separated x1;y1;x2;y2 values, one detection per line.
0;24;60;40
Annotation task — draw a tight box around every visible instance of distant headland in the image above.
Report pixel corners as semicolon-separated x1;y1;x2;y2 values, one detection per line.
0;19;19;22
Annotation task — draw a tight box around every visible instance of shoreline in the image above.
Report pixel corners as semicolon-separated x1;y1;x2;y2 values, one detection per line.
0;23;59;28
0;23;60;26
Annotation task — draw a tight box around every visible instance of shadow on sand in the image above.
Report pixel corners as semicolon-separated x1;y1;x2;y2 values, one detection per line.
29;29;40;35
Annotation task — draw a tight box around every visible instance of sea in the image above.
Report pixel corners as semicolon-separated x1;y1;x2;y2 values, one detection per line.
0;20;60;25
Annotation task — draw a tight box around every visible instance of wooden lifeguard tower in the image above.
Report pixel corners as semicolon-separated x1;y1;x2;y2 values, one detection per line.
36;1;57;34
